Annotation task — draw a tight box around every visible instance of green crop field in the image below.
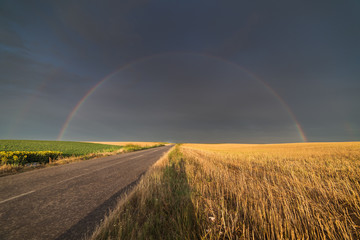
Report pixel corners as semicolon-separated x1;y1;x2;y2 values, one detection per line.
0;140;163;174
0;140;122;157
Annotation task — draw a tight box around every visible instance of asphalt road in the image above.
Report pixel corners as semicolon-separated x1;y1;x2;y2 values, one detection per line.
0;145;173;240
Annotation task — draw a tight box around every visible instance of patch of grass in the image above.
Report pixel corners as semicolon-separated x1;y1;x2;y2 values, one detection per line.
122;143;165;152
0;140;122;157
90;146;199;240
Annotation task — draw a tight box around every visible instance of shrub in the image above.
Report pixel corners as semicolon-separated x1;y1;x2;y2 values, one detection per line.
0;151;63;165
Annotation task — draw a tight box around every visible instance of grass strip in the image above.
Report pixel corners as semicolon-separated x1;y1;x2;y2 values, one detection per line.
91;145;199;240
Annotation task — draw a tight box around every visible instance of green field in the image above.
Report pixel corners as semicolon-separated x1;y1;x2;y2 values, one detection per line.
0;140;122;157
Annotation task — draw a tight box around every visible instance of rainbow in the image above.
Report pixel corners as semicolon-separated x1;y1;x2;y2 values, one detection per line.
57;52;307;142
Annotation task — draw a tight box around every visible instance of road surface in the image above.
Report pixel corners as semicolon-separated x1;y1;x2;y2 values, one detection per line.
0;145;173;240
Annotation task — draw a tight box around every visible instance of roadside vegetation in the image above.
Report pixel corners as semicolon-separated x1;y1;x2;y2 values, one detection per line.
90;145;198;240
0;151;62;165
0;140;164;176
91;142;360;240
121;143;165;152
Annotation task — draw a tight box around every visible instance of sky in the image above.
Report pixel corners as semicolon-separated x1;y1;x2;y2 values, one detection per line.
1;0;359;143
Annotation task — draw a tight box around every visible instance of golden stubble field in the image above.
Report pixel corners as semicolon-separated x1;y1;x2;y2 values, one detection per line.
182;142;360;239
91;142;360;240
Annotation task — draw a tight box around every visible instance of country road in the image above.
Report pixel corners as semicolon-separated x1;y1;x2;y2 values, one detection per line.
0;145;173;240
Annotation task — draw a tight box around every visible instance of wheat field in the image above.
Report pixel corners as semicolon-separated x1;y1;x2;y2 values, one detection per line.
91;142;360;239
182;142;360;239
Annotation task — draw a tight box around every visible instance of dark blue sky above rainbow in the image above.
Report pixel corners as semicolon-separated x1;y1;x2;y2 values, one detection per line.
1;0;359;143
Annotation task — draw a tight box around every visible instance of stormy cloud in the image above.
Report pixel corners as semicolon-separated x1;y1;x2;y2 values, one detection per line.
1;0;359;143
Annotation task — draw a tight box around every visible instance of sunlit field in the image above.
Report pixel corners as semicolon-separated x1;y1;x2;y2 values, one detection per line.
0;140;164;176
0;140;122;156
92;142;360;240
0;140;123;175
182;142;360;239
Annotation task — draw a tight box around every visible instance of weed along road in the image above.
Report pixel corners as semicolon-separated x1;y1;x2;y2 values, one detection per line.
0;145;173;240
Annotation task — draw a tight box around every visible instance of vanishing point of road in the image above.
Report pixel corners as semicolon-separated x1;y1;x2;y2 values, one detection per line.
0;145;173;240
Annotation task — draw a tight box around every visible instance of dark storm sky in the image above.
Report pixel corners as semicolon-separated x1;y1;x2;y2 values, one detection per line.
1;0;359;143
